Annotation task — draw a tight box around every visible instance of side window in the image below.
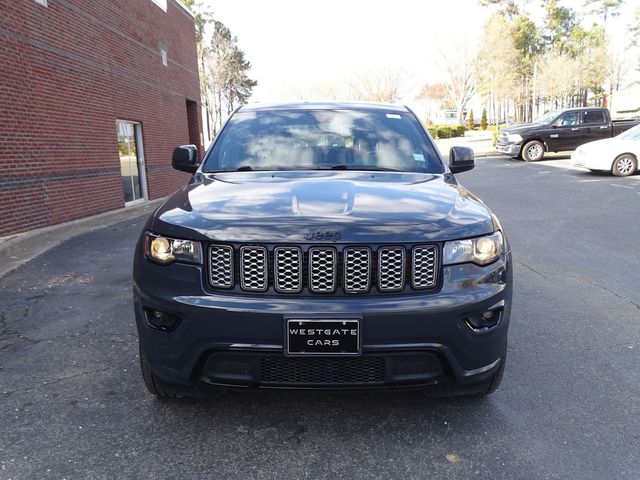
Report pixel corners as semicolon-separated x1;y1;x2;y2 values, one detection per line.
556;111;581;126
582;110;605;125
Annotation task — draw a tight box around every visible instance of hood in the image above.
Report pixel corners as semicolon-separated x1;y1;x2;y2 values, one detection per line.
500;122;542;135
152;171;495;243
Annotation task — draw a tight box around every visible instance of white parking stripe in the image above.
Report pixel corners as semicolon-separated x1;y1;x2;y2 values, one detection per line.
611;184;634;189
579;179;601;183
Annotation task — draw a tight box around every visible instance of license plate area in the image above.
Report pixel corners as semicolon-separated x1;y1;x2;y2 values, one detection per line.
286;319;360;356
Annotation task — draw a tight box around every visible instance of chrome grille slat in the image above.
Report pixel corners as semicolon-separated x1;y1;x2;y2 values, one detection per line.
274;247;303;293
208;245;233;288
240;246;268;292
309;247;337;293
378;247;405;292
412;245;438;289
343;247;371;293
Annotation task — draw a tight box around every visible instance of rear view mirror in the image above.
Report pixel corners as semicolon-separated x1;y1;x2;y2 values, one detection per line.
449;146;475;174
172;145;199;173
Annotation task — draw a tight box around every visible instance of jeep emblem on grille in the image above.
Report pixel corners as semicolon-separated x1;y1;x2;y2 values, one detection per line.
304;228;341;242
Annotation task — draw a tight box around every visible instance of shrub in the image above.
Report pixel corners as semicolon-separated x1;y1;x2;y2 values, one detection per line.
481;108;488;130
424;123;467;139
467;110;474;130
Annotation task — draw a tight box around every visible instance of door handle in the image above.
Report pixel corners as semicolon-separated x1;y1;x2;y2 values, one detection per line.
599;125;608;129
571;128;579;131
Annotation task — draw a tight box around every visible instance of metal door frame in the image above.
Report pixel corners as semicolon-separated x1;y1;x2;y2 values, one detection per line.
116;119;148;205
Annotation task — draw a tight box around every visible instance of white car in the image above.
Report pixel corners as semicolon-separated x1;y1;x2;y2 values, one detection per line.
572;124;640;176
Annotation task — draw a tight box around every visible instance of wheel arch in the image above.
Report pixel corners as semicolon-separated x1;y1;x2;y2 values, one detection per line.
611;152;637;169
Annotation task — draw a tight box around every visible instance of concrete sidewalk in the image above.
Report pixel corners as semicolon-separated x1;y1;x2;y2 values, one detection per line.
434;135;497;157
0;199;165;279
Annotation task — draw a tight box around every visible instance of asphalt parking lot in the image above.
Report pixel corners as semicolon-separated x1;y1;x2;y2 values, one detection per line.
1;155;639;480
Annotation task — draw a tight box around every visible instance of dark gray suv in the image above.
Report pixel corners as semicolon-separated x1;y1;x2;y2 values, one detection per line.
133;102;512;398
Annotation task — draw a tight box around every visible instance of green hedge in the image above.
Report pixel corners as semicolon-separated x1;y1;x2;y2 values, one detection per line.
425;124;467;139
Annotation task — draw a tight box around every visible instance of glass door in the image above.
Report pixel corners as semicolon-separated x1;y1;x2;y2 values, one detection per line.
117;120;146;203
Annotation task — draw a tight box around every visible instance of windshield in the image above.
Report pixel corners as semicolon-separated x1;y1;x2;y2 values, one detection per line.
535;110;559;124
617;123;640;140
203;109;444;173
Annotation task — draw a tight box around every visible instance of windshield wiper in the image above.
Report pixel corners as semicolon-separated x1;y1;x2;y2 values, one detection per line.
234;165;254;171
327;164;402;172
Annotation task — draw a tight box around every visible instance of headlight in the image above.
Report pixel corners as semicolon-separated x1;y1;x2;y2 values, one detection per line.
443;232;504;266
506;133;522;143
144;232;202;265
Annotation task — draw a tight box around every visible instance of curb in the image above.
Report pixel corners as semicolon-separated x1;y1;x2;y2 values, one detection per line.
0;198;166;279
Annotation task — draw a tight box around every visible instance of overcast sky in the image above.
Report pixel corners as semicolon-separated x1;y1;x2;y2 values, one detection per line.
207;0;639;103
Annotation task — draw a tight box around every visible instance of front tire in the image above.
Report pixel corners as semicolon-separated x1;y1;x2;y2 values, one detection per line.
612;154;637;177
484;354;506;395
522;141;544;162
140;347;176;399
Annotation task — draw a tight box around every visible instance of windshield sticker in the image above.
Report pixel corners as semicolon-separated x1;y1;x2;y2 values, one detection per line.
386;113;401;119
413;153;425;162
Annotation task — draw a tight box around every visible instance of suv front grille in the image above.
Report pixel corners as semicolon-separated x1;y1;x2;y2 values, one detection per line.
343;247;371;293
207;244;439;294
412;246;438;289
378;247;405;292
240;246;268;292
274;247;303;293
209;245;234;288
309;247;337;293
260;356;386;385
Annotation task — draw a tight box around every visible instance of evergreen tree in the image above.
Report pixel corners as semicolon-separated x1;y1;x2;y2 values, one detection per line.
481;108;488;130
467;109;475;130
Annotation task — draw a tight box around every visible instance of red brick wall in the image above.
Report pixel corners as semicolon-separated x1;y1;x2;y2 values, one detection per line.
0;0;202;236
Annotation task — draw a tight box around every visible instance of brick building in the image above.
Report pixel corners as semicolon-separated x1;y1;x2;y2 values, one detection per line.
0;0;202;237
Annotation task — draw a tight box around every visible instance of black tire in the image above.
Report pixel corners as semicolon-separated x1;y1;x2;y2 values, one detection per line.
521;140;544;162
422;352;506;398
139;347;175;399
612;154;637;177
484;353;506;395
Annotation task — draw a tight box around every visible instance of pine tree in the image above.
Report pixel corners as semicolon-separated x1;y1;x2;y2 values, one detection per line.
467;109;475;130
481;108;488;130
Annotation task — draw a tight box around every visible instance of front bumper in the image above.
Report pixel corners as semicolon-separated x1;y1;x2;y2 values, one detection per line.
133;252;512;393
571;150;610;170
496;142;521;157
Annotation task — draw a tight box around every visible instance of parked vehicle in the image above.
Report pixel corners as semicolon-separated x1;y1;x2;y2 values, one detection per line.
133;102;512;399
496;107;640;162
572;123;640;176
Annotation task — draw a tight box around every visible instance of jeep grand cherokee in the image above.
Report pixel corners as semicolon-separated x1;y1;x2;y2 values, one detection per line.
133;102;512;398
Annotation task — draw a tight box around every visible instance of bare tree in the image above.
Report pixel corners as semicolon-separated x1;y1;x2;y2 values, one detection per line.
416;83;448;102
347;68;409;103
437;41;478;124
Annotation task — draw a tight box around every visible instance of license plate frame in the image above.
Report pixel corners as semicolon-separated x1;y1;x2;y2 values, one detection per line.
285;319;361;356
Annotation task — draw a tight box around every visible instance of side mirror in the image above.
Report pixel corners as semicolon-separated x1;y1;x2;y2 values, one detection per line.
449;146;475;174
172;144;199;173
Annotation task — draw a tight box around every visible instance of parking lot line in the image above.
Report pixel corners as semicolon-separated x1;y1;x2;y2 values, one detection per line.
610;184;634;189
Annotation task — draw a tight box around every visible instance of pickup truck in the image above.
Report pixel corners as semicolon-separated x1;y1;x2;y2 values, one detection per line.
496;107;640;162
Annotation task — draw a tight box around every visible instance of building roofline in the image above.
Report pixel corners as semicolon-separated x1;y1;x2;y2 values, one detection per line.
170;0;194;18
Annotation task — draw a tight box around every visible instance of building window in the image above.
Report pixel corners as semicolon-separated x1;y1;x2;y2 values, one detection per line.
116;121;148;204
149;0;167;12
160;47;168;67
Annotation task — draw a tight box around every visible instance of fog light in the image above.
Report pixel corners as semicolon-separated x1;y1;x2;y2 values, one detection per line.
144;309;181;331
465;308;502;333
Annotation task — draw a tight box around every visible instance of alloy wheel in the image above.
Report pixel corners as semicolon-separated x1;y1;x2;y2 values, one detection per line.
616;157;634;175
